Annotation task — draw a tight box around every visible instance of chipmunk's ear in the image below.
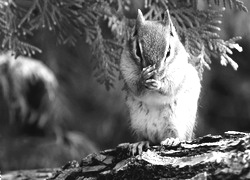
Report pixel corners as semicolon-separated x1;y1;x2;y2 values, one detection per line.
136;9;145;27
163;9;175;36
163;9;171;27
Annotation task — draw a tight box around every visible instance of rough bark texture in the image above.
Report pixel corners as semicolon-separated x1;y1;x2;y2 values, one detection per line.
3;131;250;180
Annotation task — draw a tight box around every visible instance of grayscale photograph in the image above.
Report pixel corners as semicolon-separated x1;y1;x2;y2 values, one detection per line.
0;0;250;179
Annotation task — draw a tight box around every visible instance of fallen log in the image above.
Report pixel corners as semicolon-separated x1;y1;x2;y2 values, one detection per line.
3;131;250;180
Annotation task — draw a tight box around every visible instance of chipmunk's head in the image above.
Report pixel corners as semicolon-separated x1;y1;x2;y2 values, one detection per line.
130;9;176;75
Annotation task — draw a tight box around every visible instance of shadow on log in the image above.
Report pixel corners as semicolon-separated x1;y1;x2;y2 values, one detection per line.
3;131;250;180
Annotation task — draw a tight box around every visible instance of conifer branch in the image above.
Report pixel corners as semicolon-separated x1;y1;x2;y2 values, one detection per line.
144;0;247;77
0;0;247;88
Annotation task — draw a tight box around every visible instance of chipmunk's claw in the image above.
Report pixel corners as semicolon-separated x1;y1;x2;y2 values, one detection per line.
129;141;150;156
141;65;156;85
142;65;156;79
145;79;161;90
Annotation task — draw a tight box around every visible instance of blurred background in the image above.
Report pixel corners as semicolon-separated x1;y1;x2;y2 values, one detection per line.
1;0;250;171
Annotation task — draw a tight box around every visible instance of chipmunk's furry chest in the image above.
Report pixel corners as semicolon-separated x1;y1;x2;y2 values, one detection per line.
127;95;175;144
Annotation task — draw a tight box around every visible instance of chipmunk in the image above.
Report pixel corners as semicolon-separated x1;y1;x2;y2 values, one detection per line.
120;9;201;154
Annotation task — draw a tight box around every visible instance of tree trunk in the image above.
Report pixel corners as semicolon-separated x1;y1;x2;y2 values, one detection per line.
3;131;250;180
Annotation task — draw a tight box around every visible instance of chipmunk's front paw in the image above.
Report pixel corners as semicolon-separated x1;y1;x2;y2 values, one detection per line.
141;65;155;82
140;65;161;90
161;138;181;147
129;141;150;156
145;79;161;90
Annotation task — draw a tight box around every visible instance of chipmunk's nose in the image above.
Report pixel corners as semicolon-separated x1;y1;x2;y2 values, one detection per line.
153;61;165;79
144;59;155;68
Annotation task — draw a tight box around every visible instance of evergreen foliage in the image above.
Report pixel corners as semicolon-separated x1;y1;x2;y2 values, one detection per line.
0;0;247;89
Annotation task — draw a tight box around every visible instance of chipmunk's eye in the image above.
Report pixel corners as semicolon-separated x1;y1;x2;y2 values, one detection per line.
136;40;142;60
165;46;171;59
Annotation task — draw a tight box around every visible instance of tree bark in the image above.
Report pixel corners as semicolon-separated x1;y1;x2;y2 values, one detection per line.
3;131;250;180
